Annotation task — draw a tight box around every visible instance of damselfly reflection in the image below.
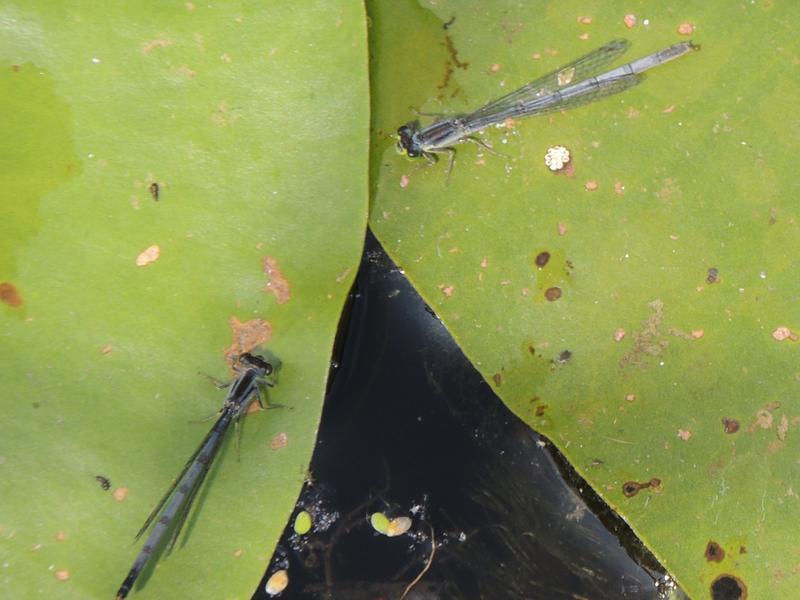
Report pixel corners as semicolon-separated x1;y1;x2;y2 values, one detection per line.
116;353;274;599
396;39;698;176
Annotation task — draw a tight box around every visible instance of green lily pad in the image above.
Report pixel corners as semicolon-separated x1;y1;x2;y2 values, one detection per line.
369;1;799;598
0;2;367;599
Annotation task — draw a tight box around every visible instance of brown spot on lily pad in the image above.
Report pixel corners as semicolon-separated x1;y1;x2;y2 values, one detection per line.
722;418;740;434
270;432;288;450
0;282;23;307
705;540;725;562
135;244;160;266
141;39;173;53
772;326;798;341
710;574;747;600
492;373;502;386
622;478;661;498
263;256;291;304
622;481;641;497
545;287;562;301
225;317;272;363
535;251;551;268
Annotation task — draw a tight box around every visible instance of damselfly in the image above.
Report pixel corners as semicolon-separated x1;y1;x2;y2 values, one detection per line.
396;39;698;176
116;352;274;599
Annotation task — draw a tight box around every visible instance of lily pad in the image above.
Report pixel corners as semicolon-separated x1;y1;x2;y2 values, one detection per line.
369;1;799;598
0;2;367;598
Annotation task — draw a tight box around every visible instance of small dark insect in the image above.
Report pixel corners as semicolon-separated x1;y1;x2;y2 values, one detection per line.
706;267;719;284
95;475;111;491
149;182;160;201
443;16;456;30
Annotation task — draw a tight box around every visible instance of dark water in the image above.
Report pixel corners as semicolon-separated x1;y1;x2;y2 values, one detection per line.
253;230;684;600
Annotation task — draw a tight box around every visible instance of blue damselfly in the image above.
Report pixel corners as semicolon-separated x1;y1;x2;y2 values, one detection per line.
396;39;698;175
116;353;274;599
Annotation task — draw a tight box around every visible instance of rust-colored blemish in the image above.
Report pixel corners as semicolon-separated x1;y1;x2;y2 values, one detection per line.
705;540;725;562
0;282;23;307
535;251;551;268
54;570;70;581
101;345;113;355
557;222;568;236
55;531;66;541
535;404;548;417
772;326;798;341
623;14;637;28
544;287;562;301
492;373;502;386
584;180;599;191
262;256;291;304
439;284;454;297
752;409;774;430
677;429;692;441
619;299;667;369
141;39;173;53
622;477;661;498
613;329;626;342
135;244;160;266
710;574;747;600
176;65;196;79
777;414;789;441
677;22;695;36
113;487;129;502
225;317;272;363
270;432;288;450
622;481;641;497
722;418;740;434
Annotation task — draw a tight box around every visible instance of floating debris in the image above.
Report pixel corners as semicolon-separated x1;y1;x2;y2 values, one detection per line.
265;569;289;596
544;145;570;171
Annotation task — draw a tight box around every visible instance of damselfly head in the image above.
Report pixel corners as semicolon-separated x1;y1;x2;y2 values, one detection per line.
396;123;422;158
238;352;273;376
